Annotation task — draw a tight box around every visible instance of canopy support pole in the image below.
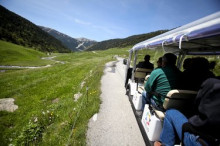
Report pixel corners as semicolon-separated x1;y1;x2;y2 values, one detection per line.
131;50;138;82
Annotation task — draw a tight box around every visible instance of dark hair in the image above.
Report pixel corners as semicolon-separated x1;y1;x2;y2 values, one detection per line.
162;53;177;66
191;57;209;71
183;58;192;70
157;57;162;64
144;55;150;61
209;61;216;70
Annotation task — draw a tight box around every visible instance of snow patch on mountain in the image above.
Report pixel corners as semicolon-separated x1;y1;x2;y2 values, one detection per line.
39;26;97;52
76;42;84;49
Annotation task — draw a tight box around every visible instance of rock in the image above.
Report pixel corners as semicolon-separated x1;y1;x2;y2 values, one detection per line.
74;92;82;102
52;98;59;103
0;98;18;112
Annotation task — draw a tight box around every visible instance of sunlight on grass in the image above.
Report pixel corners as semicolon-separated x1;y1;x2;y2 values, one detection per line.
0;40;54;66
0;44;129;145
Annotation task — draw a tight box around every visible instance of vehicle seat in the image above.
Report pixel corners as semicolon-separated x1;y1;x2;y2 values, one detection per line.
134;68;152;80
138;86;144;94
137;75;151;93
153;89;198;120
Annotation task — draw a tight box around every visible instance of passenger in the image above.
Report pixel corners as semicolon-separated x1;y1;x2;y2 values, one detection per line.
180;58;192;87
144;57;162;83
209;60;216;71
154;78;220;146
136;54;154;70
180;57;215;91
156;57;162;69
182;58;192;71
141;53;181;111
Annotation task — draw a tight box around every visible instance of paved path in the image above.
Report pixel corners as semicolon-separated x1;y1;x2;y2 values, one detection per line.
86;57;145;146
0;56;65;69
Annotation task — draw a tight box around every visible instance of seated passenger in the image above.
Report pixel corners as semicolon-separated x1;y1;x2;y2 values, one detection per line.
141;53;181;111
154;78;220;146
180;57;215;91
209;60;216;71
136;54;154;70
182;58;192;71
156;57;162;69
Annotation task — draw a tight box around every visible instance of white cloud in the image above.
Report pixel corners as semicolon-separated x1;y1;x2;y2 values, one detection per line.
72;17;117;35
74;18;91;25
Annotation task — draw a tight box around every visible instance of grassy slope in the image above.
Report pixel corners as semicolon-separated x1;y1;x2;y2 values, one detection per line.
0;40;54;66
0;43;130;145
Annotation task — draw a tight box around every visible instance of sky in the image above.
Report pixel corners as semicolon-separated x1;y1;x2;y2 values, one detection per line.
0;0;220;42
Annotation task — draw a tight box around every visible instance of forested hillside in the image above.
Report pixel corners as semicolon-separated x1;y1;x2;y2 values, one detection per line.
0;5;70;53
0;5;168;52
87;30;168;51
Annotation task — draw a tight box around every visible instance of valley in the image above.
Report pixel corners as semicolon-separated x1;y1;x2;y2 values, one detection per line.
0;40;130;145
0;5;219;146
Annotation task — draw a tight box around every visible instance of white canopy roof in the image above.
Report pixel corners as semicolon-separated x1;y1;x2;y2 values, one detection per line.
131;11;220;55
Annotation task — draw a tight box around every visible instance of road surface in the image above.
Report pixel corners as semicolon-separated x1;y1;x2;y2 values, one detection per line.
86;57;145;146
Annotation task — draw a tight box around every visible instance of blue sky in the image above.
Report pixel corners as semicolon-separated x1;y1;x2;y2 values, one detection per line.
0;0;220;41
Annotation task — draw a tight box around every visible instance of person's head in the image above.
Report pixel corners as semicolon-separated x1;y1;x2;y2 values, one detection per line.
183;58;192;70
157;57;162;68
209;61;216;70
162;53;177;67
144;55;150;62
191;57;209;71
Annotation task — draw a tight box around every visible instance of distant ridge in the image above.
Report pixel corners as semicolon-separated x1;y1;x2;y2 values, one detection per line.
39;26;97;52
87;30;168;51
0;5;169;52
0;5;70;53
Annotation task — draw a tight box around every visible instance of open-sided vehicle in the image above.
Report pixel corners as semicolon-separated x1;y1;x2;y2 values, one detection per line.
124;12;220;145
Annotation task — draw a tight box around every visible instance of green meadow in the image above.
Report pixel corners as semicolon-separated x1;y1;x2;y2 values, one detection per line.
0;40;219;145
0;40;130;145
0;40;55;67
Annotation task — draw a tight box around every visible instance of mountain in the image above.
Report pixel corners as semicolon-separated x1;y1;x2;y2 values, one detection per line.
0;5;168;52
39;26;97;51
86;30;168;51
0;5;70;53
